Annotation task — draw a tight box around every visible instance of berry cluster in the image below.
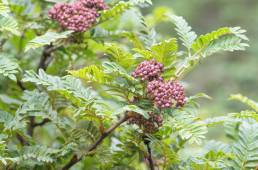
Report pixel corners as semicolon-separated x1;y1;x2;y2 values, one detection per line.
132;59;186;109
128;112;163;133
132;59;164;81
49;0;107;32
147;80;186;108
169;81;186;107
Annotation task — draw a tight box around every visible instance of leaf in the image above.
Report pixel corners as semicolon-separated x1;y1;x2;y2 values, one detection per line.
168;15;197;49
105;43;135;69
68;65;107;84
115;105;149;118
134;38;178;67
0;56;20;81
230;120;258;169
0;2;10;15
0;14;20;35
102;62;136;82
203;35;249;56
99;1;132;22
171;110;208;145
20;145;59;164
22;69;95;104
187;93;212;101
150;38;178;64
229;94;258;112
25;31;73;52
130;0;152;6
192;27;248;55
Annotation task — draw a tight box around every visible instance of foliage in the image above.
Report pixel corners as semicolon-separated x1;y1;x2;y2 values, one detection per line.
0;0;255;169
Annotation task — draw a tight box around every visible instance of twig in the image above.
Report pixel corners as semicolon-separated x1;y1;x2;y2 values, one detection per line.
16;133;29;146
62;113;129;170
33;118;51;127
144;138;155;170
28;44;59;136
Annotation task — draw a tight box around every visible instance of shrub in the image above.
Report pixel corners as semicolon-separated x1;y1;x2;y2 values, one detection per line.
0;0;256;170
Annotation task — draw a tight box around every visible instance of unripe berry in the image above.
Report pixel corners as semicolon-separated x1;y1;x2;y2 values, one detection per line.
128;112;163;133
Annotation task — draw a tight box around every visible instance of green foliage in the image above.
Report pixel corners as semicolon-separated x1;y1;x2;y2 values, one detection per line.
168;15;197;49
25;31;73;52
230;120;258;169
229;94;258;112
0;56;20;81
0;15;20;36
99;1;132;22
0;1;255;169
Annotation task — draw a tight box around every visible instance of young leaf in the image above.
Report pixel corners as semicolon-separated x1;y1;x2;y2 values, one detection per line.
25;31;73;52
0;14;20;36
230;121;258;169
168;15;197;49
0;56;20;81
99;1;132;22
105;43;135;69
69;65;107;84
229;94;258;112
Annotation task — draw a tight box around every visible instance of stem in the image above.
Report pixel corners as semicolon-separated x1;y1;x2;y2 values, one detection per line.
16;133;29;146
28;44;59;136
62;113;129;170
144;139;155;170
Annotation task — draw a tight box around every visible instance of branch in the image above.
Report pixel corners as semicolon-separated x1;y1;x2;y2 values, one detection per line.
16;133;29;146
33;118;51;127
28;44;59;137
62;113;129;170
144;138;155;170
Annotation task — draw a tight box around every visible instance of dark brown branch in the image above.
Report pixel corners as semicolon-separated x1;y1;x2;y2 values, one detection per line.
62;113;129;170
145;139;155;170
16;133;29;146
37;44;55;72
33;118;51;127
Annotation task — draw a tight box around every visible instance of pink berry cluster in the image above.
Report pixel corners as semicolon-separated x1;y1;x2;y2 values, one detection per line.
147;80;185;108
132;59;186;109
132;59;164;81
128;112;163;133
48;0;107;32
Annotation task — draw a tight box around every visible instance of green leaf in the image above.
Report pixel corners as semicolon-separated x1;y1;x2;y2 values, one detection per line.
171;110;208;145
0;14;20;36
116;105;149;118
168;15;197;49
0;56;20;81
99;1;132;22
25;31;73;52
134;38;178;67
0;2;10;15
192;27;248;55
105;43;135;69
102;61;136;82
22;69;95;105
150;38;178;64
229;94;258;112
68;65;107;84
203;35;249;56
230;120;258;169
